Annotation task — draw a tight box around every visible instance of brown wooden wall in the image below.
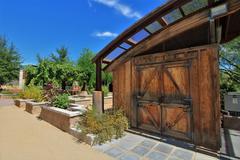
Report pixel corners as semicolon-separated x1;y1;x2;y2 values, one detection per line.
112;45;221;151
112;60;132;119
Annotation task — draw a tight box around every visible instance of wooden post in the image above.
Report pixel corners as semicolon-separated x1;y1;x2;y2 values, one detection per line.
96;59;102;91
93;91;104;114
94;59;104;113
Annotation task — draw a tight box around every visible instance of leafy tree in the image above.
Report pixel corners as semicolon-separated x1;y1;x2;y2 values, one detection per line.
77;48;96;91
219;36;240;108
0;36;21;85
24;65;37;86
102;71;112;86
50;46;69;64
28;48;81;90
219;36;240;93
55;62;80;90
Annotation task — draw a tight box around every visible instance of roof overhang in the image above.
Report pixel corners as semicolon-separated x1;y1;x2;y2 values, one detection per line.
93;0;240;72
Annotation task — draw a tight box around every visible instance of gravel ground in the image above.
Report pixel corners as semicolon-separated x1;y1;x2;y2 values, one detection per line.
0;106;113;160
0;98;14;107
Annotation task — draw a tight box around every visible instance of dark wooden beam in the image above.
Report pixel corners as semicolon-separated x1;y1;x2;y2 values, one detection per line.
118;46;127;51
102;58;111;64
208;0;215;7
158;17;168;27
209;19;216;43
179;7;186;17
224;15;231;41
96;59;102;91
126;39;137;46
105;9;210;71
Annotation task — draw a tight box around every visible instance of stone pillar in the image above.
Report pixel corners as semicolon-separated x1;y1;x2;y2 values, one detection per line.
19;69;24;89
93;91;104;114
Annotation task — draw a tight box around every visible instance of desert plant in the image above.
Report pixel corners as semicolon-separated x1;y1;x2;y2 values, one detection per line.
18;86;43;102
52;94;70;109
77;108;128;144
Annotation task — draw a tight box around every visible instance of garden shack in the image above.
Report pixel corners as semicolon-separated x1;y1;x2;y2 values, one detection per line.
93;0;240;152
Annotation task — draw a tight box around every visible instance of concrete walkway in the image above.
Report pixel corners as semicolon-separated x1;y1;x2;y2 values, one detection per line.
93;133;218;160
0;105;113;160
0;98;14;107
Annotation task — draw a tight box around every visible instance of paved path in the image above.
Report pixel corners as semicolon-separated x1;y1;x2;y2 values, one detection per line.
93;133;218;160
0;98;14;107
0;105;113;160
221;129;240;160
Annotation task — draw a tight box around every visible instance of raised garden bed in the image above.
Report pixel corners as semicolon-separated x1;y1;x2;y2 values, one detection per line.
69;96;92;107
25;101;48;115
0;93;17;99
69;95;113;110
14;99;32;108
223;115;240;130
39;105;84;132
69;127;96;146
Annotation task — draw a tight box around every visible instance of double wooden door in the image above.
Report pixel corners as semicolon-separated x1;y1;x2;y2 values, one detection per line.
136;60;193;141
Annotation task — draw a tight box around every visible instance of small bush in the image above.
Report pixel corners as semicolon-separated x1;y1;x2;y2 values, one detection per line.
19;86;43;102
52;94;70;109
0;90;13;94
102;85;109;97
43;83;60;102
77;108;128;144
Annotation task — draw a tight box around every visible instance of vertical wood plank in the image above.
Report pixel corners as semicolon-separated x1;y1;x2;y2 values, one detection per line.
96;59;102;91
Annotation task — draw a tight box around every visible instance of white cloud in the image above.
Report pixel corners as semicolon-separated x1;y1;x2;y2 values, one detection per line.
93;31;118;38
88;0;93;7
92;0;142;19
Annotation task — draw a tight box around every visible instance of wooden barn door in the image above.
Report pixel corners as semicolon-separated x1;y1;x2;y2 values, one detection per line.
136;66;162;133
161;62;192;141
136;60;193;141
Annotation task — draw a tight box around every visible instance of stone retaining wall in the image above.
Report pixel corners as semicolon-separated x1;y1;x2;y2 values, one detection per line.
25;102;47;115
14;99;30;108
39;106;81;132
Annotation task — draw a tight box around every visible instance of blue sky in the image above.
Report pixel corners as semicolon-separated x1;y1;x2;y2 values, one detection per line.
0;0;167;64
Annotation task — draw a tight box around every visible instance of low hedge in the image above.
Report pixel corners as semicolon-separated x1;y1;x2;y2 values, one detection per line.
77;108;128;144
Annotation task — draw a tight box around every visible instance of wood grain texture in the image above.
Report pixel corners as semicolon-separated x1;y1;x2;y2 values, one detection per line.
112;45;220;151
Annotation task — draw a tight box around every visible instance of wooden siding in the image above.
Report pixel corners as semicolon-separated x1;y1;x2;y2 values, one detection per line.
112;60;132;119
112;45;220;151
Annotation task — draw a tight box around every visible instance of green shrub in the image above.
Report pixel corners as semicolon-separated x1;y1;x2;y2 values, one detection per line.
19;86;43;102
102;85;109;97
0;90;13;94
43;83;60;102
52;94;70;109
77;108;128;144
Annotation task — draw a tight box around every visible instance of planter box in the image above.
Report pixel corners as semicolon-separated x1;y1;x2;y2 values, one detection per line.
104;96;113;110
39;106;83;132
69;127;96;146
223;115;240;130
0;93;17;99
69;97;92;107
69;95;113;111
25;101;48;115
14;99;32;108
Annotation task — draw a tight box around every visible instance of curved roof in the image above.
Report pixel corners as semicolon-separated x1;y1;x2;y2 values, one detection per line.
93;0;240;71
